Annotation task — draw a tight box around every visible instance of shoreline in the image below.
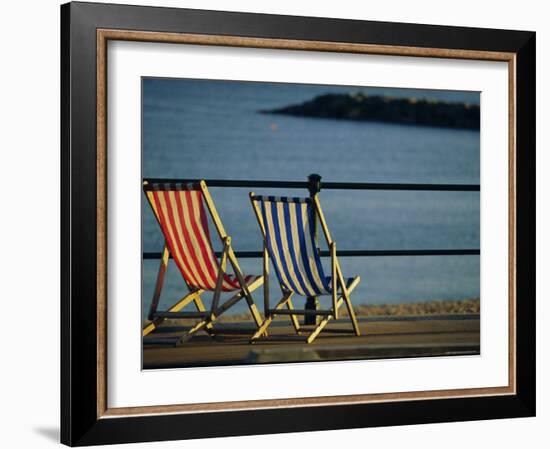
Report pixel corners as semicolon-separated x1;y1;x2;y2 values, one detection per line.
208;298;480;322
144;298;480;326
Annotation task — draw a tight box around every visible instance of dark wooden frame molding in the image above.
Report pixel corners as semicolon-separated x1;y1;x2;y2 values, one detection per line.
61;2;535;446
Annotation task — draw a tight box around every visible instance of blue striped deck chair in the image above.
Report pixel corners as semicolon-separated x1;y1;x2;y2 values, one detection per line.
249;193;361;343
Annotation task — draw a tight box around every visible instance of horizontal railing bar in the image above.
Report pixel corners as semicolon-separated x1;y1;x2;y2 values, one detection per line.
329;249;481;256
144;178;480;192
268;309;333;316
143;249;480;259
322;182;480;192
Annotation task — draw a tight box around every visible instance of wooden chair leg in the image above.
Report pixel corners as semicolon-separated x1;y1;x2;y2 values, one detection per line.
305;274;363;343
142;289;204;337
227;253;264;328
175;277;266;345
331;242;338;320
144;244;169;332
235;275;265;332
244;295;264;328
306;316;332;344
338;270;361;336
343;295;360;336
193;297;214;332
175;320;210;347
214;290;247;316
250;293;292;341
250;315;274;341
206;277;263;322
142;320;161;338
286;297;301;334
149;248;170;314
211;239;230;320
305;297;343;343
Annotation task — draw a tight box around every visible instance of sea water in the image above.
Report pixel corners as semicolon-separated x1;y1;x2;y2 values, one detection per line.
142;79;480;319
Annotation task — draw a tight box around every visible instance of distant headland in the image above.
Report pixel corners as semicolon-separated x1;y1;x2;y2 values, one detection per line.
260;93;480;130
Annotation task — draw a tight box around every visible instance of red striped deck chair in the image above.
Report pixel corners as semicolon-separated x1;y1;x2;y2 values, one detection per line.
142;180;264;346
249;193;361;344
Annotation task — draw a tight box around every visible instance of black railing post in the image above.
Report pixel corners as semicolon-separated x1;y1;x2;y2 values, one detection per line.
305;174;322;325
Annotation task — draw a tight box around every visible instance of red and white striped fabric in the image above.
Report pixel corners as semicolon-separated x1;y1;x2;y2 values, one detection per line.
145;183;260;292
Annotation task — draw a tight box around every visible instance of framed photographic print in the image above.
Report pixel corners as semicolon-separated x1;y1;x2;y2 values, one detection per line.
61;2;535;446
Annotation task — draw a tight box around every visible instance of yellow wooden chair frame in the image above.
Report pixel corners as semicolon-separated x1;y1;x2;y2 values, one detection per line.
142;180;265;346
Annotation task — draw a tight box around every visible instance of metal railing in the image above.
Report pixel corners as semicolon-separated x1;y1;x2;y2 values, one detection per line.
143;174;480;260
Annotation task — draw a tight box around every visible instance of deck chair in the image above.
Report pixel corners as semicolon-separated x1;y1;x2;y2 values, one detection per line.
142;180;264;346
249;193;361;344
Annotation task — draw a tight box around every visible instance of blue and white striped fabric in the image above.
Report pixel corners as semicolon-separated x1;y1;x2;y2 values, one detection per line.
252;195;340;296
